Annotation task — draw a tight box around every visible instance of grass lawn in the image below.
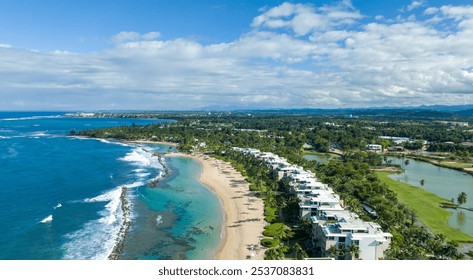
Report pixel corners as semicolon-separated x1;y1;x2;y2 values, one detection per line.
409;156;473;173
376;171;473;242
436;161;473;169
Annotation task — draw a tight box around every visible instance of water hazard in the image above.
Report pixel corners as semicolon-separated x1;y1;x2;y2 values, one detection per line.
387;157;473;236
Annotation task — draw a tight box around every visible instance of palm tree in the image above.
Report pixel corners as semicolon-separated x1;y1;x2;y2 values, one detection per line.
348;243;361;260
457;192;467;206
264;248;285;260
326;245;338;259
271;223;293;241
337;243;349;260
294;243;308;260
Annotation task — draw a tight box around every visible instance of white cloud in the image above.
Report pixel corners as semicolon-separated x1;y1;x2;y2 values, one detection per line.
407;1;424;12
141;32;161;41
252;1;362;36
424;7;439;15
111;31;161;44
2;1;473;110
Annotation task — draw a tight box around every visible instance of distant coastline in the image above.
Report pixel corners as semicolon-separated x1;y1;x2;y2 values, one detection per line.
127;140;178;146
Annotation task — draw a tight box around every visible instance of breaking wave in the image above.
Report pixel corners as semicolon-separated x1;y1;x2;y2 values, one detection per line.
40;215;53;223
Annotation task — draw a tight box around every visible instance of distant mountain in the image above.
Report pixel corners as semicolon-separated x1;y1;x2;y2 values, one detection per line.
456;108;473;117
227;104;473;118
415;104;473;112
76;104;473;118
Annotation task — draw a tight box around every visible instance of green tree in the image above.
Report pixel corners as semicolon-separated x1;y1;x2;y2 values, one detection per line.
348;243;361;260
457;192;467;206
294;243;308;260
326;245;338;259
337;243;349;260
264;248;285;260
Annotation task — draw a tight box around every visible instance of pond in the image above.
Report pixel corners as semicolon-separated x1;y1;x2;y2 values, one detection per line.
303;152;340;163
387;157;473;236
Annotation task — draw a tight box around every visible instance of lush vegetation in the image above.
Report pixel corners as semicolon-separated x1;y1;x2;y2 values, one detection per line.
77;112;472;259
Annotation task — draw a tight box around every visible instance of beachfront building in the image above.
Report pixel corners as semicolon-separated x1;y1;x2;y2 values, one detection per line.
241;148;261;155
233;147;392;260
298;189;344;219
379;136;411;144
312;212;392;260
288;171;316;184
288;179;328;195
366;144;382;151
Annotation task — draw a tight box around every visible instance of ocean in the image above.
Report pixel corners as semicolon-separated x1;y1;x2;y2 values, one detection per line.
0;112;222;260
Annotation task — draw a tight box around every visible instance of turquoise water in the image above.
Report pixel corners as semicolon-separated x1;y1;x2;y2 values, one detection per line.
0;112;222;259
120;156;223;260
387;157;473;236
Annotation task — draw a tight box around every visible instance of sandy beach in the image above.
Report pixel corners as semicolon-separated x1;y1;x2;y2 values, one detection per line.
165;152;267;260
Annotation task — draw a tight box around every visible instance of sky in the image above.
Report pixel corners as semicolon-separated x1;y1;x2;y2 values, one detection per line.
1;0;473;111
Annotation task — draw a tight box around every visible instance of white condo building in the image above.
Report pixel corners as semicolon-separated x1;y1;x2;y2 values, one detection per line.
312;212;392;260
234;147;392;260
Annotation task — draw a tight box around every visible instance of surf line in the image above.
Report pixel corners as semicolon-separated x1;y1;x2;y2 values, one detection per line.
108;152;170;259
108;187;130;260
149;152;170;187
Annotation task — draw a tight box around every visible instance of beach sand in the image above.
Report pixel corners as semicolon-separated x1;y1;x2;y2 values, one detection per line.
165;152;267;260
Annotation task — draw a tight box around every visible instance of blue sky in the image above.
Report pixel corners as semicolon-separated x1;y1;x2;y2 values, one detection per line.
1;0;473;110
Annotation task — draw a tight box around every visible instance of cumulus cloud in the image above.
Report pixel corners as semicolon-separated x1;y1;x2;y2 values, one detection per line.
111;31;161;44
1;1;473;110
407;1;424;12
252;1;362;36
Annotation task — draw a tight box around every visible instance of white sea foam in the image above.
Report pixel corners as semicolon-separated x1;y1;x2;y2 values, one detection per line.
83;182;143;204
151;171;165;182
137;173;151;178
64;181;143;259
1;115;63;121
63;217;121;260
40;215;53;223
29;131;49;137
54;203;62;209
120;147;163;170
62;148;165;259
121;147;166;185
156;215;163;226
64;186;127;259
98;139;131;147
68;137;131;147
0;136;11;139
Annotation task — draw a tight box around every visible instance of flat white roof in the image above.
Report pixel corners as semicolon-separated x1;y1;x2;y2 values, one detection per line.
322;210;354;219
318;204;344;211
309;195;340;204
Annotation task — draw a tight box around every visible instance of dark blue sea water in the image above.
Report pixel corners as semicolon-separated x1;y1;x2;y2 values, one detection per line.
0;112;222;260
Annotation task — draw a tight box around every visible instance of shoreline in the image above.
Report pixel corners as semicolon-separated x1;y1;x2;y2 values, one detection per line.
165;152;266;260
127;140;178;146
108;187;131;260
